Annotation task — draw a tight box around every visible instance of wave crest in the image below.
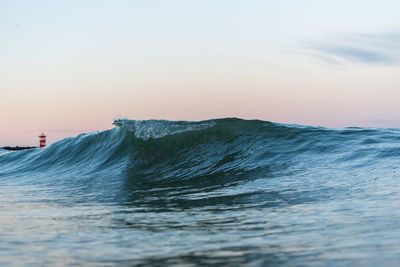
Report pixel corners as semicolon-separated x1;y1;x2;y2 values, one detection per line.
2;118;398;185
113;119;216;140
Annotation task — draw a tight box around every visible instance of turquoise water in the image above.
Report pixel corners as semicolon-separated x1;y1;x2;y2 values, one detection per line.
1;118;400;266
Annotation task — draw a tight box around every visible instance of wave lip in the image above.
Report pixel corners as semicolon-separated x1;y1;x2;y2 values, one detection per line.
113;119;216;140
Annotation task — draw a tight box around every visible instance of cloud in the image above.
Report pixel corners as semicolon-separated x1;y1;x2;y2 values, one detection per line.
315;44;395;64
357;32;400;46
309;32;400;65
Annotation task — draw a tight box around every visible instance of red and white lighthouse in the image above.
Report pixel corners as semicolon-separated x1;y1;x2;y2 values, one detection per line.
39;133;47;147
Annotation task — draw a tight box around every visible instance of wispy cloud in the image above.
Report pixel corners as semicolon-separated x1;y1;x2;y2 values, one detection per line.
315;44;395;64
308;32;400;65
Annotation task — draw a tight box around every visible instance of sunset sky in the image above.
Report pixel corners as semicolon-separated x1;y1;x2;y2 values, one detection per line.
1;0;400;145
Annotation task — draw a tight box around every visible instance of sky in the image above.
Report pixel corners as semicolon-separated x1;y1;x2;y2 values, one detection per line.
1;0;400;146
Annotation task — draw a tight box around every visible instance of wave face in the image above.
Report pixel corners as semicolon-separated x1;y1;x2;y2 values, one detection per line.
1;118;400;266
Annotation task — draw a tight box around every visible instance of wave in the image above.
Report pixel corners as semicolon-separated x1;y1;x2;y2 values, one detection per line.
1;118;400;186
0;148;10;156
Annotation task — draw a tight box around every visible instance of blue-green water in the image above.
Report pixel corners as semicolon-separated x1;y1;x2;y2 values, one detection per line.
1;118;400;266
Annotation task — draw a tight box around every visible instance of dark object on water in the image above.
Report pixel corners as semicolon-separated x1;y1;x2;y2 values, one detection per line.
2;146;37;151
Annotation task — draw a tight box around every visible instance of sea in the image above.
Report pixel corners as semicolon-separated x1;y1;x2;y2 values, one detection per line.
1;118;400;266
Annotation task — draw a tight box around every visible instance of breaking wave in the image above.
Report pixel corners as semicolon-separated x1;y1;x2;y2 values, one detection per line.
1;118;400;181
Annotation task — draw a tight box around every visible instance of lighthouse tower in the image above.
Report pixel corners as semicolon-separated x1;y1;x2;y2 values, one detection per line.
39;133;47;147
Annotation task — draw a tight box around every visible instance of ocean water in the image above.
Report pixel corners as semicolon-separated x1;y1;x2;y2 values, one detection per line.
1;118;400;266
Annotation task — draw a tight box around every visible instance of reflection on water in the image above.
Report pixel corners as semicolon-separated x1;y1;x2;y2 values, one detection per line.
2;165;400;266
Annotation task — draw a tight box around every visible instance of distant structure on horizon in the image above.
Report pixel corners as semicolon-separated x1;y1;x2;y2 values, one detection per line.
39;133;47;147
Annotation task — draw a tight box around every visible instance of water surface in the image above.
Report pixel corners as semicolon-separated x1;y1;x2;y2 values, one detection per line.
1;118;400;266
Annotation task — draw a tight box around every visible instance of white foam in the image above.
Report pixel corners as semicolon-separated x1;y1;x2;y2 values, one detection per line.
113;119;215;140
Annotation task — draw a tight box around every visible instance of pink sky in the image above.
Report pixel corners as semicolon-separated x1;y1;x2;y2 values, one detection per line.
1;1;400;146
